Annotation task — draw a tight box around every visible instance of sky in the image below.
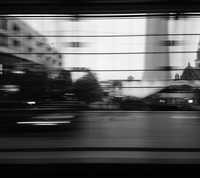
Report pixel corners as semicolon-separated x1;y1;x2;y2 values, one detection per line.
21;15;200;81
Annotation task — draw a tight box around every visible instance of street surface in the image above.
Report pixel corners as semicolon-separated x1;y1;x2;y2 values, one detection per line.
1;111;200;163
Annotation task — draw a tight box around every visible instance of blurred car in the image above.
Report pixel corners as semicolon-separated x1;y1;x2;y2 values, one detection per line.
0;95;82;130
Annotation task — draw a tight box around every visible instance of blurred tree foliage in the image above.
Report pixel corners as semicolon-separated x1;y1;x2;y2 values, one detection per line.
73;71;103;104
112;80;122;88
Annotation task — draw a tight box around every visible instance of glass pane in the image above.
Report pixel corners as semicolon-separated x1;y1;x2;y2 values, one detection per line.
1;14;200;164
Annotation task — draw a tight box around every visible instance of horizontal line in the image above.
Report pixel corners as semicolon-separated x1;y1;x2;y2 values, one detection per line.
68;69;187;71
5;51;199;55
0;108;73;112
1;147;200;153
3;68;191;72
82;110;200;113
1;14;200;19
100;86;200;88
4;34;200;37
17;121;71;125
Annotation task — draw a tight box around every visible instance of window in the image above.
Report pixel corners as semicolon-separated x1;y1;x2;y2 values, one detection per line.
58;54;62;59
0;34;8;46
37;41;44;46
0;18;7;30
12;39;20;47
47;47;51;51
52;59;56;64
46;56;50;61
27;47;33;52
12;24;20;32
69;41;82;48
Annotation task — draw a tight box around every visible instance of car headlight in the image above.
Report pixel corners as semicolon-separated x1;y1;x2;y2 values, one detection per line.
1;85;20;92
27;101;36;105
188;99;194;104
159;99;166;103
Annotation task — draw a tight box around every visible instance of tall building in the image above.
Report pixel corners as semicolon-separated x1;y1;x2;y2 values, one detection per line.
143;17;171;81
195;42;200;68
0;16;62;68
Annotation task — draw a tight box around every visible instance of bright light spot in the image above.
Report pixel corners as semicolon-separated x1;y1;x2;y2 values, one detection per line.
188;99;194;104
159;99;166;103
12;70;25;74
1;85;20;92
17;121;71;125
27;101;36;105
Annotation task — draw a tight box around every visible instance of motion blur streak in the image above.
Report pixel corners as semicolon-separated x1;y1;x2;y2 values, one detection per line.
17;121;71;125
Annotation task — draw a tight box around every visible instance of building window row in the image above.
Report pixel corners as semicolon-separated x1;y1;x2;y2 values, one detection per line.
0;20;62;67
35;54;62;66
11;40;61;56
45;56;62;66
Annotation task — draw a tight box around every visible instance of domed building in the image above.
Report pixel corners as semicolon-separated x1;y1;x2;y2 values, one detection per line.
181;44;200;80
181;62;200;80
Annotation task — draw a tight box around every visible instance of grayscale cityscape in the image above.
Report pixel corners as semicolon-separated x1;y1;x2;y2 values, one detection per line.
1;14;200;167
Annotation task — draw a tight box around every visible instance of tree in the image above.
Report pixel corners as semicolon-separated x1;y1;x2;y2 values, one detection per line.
73;71;103;104
127;75;134;81
112;80;122;88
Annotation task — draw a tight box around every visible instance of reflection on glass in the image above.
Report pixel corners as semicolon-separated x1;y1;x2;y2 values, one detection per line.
1;14;200;113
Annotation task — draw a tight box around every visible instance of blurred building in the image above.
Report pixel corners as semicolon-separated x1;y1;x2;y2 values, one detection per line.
144;85;200;110
99;80;113;96
0;16;62;69
181;44;200;80
144;42;200;109
100;80;122;98
181;63;200;80
143;17;171;81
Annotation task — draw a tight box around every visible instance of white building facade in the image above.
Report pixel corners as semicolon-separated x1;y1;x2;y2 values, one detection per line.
0;16;62;68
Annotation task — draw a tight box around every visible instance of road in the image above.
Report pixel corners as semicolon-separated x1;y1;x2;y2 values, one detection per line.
1;111;200;164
